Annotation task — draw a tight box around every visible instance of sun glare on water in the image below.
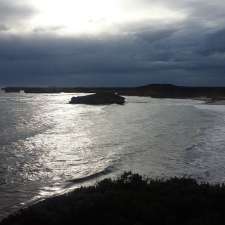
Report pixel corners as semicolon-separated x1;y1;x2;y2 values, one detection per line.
28;0;186;35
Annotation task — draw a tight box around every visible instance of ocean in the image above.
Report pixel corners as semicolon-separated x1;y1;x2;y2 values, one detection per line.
1;92;225;220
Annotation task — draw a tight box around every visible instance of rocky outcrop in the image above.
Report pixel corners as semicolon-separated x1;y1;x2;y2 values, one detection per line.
69;92;125;105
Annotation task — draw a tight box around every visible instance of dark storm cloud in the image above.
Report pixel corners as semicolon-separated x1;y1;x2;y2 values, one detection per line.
199;28;225;55
0;23;224;86
0;0;225;86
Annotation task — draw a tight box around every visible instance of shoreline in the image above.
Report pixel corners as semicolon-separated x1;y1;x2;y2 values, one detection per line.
205;99;225;105
2;172;225;225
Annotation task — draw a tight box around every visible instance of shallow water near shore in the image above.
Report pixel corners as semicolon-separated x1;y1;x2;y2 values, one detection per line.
1;93;225;220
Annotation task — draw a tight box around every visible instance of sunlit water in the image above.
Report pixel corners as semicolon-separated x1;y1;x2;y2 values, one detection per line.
1;92;225;220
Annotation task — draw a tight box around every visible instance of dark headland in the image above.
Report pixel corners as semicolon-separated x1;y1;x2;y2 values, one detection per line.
69;92;125;105
2;172;225;225
3;84;225;100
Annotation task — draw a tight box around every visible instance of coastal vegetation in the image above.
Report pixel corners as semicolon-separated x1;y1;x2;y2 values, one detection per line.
2;172;225;225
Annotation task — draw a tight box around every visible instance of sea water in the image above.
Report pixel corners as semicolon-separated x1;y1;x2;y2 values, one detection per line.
0;92;225;220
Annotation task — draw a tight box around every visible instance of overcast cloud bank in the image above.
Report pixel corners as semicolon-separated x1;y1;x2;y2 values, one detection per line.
0;0;225;86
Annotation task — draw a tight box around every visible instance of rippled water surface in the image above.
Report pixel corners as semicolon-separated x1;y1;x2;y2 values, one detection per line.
1;92;225;220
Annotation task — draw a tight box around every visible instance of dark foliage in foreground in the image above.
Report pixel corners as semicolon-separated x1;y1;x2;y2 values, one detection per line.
2;172;225;225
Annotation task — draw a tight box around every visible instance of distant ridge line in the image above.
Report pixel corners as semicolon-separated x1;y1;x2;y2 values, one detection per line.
2;84;225;99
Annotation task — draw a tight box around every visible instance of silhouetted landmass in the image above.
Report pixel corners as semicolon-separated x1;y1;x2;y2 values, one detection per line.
2;84;225;100
2;87;21;93
2;172;225;225
69;92;125;105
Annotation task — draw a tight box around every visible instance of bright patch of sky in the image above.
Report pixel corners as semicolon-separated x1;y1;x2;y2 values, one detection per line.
17;0;187;35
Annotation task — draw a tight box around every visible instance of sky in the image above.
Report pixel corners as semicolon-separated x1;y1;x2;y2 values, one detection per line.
0;0;225;86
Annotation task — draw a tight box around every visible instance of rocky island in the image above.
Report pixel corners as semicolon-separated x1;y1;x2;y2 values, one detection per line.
69;92;125;105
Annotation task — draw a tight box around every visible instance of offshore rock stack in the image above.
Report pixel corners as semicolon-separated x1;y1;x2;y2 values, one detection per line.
69;92;125;105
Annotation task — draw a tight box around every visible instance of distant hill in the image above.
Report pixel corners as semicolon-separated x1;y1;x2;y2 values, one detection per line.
2;84;225;99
